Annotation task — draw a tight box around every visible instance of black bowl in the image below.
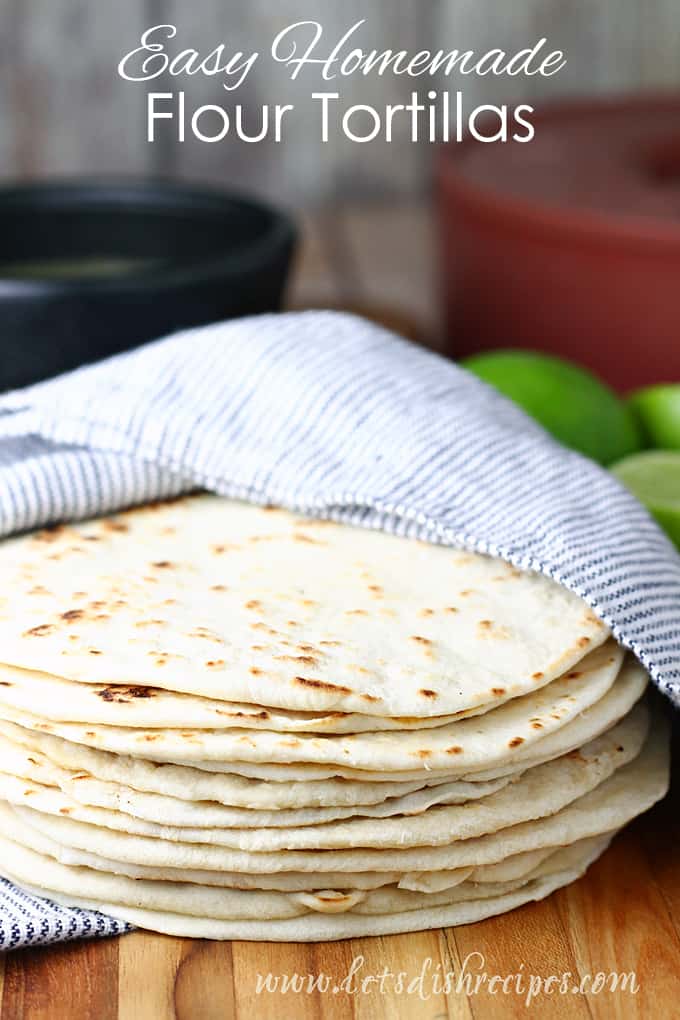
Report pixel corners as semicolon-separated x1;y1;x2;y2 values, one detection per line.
0;180;297;390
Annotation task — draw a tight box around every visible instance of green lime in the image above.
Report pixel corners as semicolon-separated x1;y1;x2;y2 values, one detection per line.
628;384;680;449
463;350;643;465
611;450;680;548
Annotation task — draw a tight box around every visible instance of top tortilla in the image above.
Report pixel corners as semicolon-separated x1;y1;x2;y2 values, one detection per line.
0;496;609;718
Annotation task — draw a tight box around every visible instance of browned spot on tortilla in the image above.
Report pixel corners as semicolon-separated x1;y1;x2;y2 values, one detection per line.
367;585;383;595
294;533;324;545
277;655;318;667
459;590;474;597
294;676;352;695
419;609;435;617
532;672;544;680
446;745;463;755
27;585;50;596
320;640;341;647
286;620;301;628
508;737;525;748
297;644;318;654
531;722;544;730
250;645;265;652
419;689;439;699
140;733;161;742
84;535;100;542
88;649;102;656
205;659;225;669
155;657;168;667
361;693;381;703
85;731;97;738
211;585;227;592
616;745;624;752
24;624;54;637
0;681;11;687
37;525;67;542
577;636;591;648
444;606;459;614
151;561;174;570
135;619;166;629
491;687;506;696
249;667;262;676
410;636;431;646
59;807;72;815
23;789;36;796
415;749;432;759
103;519;129;533
162;599;177;607
345;609;367;617
478;620;492;629
245;600;262;611
567;750;586;763
566;670;582;679
61;609;85;622
279;739;301;748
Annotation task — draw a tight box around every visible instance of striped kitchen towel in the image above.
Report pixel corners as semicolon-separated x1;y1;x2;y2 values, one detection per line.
0;309;677;950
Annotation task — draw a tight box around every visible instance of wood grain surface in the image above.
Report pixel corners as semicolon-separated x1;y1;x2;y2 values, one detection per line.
1;750;678;1020
1;210;679;1019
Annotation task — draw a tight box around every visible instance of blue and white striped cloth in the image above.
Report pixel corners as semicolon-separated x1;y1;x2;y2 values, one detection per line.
0;309;678;950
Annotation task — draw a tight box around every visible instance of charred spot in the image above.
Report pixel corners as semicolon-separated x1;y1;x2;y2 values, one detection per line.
367;585;383;595
566;671;582;679
444;606;459;614
478;620;493;629
205;659;225;669
508;737;525;748
410;636;431;646
245;600;262;611
446;745;463;755
294;676;352;695
531;722;544;730
419;688;439;699
59;807;72;815
0;681;12;687
415;749;432;759
419;609;435;617
151;561;174;570
249;667;262;676
532;672;544;681
577;636;591;648
61;609;85;622
24;624;54;637
89;649;103;656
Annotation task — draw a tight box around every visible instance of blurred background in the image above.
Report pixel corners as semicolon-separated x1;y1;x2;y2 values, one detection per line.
0;0;679;364
2;1;679;204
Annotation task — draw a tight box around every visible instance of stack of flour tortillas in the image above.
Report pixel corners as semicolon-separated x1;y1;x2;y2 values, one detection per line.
0;495;669;940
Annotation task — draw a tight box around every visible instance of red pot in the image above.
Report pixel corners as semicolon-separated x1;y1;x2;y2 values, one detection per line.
437;94;680;391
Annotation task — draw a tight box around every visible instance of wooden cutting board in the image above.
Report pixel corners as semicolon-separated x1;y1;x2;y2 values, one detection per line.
0;722;677;1020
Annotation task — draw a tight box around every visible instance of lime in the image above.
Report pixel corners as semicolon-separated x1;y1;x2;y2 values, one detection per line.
611;450;680;548
463;350;643;465
628;384;680;449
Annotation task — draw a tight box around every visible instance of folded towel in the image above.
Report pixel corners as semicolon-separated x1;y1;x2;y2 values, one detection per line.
0;310;677;950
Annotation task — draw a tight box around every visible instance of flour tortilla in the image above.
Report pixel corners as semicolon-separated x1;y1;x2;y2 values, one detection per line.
0;797;618;895
0;705;647;851
0;496;609;718
0;662;508;733
0;654;645;794
5;864;601;941
0;732;513;828
13;725;666;874
0;720;475;808
0;643;625;774
0;830;609;926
